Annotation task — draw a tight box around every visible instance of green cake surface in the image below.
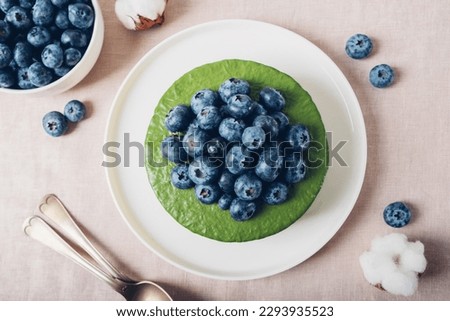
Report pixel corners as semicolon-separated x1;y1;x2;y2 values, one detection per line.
145;59;328;242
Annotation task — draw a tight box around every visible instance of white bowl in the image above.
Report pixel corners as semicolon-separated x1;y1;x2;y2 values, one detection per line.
0;0;104;97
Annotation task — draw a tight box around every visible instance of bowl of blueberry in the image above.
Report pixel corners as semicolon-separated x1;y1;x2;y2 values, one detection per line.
0;0;104;96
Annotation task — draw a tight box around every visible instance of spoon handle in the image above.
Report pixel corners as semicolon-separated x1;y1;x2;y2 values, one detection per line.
23;215;126;294
38;194;131;281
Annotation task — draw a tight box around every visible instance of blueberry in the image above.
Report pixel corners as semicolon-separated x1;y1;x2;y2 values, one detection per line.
270;112;289;130
17;67;34;88
229;198;256;221
245;102;267;123
32;0;55;26
161;135;189;164
42;111;68;137
218;78;250;103
226;94;254;119
196;106;222;131
0;43;13;68
6;6;32;30
253;115;279;141
242;126;265;150
284;124;310;151
61;29;87;47
0;67;14;87
63;47;81;67
255;147;283;182
225;145;258;175
190;89;219;115
345;33;373;59
218;169;236;194
41;43;63;68
27;26;51;47
259;87;285;112
55;9;69;29
383;202;411;228
234;173;262;201
182;128;210;158
263;182;289;205
54;65;70;77
28;61;53;87
204;136;227;158
0;0;15;13
0;20;11;42
64;99;85;122
188;156;221;185
50;0;68;8
218;117;246;142
369;64;394;88
19;0;35;9
170;164;194;189
164;105;193;132
68;3;94;29
194;183;221;205
218;194;233;210
13;41;33;68
283;152;307;184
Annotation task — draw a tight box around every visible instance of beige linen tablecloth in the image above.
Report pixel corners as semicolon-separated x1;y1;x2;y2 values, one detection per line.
1;0;449;300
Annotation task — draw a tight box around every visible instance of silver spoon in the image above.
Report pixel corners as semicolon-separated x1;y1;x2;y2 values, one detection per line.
23;195;172;301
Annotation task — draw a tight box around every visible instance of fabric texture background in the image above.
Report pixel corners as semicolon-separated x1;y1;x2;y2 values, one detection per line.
1;0;449;300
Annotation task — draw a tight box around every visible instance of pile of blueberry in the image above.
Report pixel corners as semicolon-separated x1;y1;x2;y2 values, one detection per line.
160;78;312;222
0;0;95;89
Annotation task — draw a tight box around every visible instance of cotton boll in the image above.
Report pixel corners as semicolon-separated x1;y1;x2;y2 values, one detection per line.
400;247;427;273
408;240;425;255
381;270;418;297
359;251;397;285
371;233;408;256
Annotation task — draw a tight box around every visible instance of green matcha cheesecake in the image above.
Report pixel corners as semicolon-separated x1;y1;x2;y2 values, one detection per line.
145;59;328;242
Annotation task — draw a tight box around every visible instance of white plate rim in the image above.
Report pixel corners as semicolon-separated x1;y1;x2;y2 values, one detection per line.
104;19;367;280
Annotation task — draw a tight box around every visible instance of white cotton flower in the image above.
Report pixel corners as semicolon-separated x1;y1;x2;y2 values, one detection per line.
359;233;427;296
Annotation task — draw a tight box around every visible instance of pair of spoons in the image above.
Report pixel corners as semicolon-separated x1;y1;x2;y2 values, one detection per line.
23;194;172;301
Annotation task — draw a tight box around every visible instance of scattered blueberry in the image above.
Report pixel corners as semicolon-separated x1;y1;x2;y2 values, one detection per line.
218;194;233;210
253;115;279;141
165;105;193;132
64;99;85;122
259;87;285;112
245;102;267;123
195;183;221;204
41;43;64;68
383;201;411;228
190;89;219;115
234;173;262;201
263;182;289;205
42;111;68;137
68;3;94;29
219;117;246;142
182;128;210;158
255;147;283;182
218;78;250;103
369;64;394;88
242;126;265;150
270;112;289;130
204;137;227;158
229;198;256;221
17;67;34;88
218;169;236;194
225;145;256;175
0;43;13;68
28;61;53;87
171;164;195;189
54;65;70;77
161;135;189;164
32;0;55;26
283;152;307;184
345;33;373;59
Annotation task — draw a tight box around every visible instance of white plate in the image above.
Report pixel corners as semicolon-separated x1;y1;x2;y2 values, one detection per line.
104;20;367;280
